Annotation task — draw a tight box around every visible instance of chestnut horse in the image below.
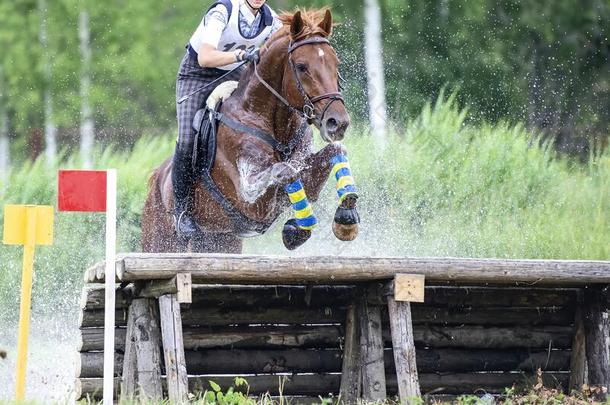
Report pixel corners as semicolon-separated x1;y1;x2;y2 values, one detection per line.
142;9;360;253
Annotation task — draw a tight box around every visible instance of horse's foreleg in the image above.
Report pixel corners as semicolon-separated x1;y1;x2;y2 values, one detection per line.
297;142;346;200
237;158;313;250
298;143;360;242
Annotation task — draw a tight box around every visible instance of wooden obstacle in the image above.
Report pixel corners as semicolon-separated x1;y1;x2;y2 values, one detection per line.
76;254;610;403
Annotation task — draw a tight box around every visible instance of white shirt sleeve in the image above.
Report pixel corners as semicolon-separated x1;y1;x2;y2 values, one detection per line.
189;4;229;51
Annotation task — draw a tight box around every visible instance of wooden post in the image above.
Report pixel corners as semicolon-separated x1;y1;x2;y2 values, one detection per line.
359;288;386;401
139;273;192;304
569;290;586;392
159;294;189;403
583;287;610;391
340;304;361;403
120;298;162;401
387;275;424;403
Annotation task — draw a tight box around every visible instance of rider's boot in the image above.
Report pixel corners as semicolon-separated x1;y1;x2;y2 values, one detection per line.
172;144;199;238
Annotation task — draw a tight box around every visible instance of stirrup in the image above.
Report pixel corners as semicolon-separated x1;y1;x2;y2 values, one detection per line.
174;210;199;238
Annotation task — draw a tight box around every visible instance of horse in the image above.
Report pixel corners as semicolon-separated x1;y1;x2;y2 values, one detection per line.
141;8;360;254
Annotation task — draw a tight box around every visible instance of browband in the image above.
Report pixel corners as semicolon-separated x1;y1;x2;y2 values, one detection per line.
288;37;330;53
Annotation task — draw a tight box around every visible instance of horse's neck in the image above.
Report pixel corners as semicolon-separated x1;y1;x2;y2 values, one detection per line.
237;54;301;145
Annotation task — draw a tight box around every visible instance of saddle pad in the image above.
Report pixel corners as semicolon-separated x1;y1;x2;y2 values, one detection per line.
206;81;239;110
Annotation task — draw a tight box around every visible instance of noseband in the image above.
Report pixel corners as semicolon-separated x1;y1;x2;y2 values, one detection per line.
254;36;345;126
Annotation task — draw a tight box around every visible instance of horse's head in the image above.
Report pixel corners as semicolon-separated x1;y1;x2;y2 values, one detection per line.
279;9;350;142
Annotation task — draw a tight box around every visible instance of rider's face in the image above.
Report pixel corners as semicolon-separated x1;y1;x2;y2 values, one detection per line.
246;0;266;11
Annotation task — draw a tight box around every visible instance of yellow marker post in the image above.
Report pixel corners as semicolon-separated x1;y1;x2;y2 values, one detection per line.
3;205;54;401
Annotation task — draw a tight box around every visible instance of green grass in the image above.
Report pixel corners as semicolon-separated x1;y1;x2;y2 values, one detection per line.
0;92;608;323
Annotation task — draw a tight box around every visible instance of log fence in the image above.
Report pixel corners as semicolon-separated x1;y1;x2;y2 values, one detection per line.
76;254;610;403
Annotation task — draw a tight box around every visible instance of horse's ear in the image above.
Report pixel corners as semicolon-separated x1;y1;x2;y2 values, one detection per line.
290;11;304;39
318;9;333;37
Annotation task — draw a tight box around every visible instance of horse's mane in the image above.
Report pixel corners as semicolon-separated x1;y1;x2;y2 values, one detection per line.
273;8;333;42
233;8;333;98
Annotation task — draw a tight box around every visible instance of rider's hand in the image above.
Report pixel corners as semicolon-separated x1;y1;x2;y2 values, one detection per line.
235;48;260;63
243;48;260;63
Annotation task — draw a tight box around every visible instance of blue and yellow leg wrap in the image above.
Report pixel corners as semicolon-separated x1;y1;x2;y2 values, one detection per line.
331;155;357;203
285;179;318;231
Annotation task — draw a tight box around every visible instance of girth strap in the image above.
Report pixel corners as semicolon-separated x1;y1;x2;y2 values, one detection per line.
199;170;272;235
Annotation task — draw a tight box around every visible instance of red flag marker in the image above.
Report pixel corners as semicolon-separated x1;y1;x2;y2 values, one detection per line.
58;169;117;405
58;170;107;212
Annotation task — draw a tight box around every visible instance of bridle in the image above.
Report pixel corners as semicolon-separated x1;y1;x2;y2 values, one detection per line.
254;36;345;126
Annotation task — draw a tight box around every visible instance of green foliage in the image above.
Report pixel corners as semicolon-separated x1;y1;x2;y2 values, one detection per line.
200;377;256;405
1;0;608;160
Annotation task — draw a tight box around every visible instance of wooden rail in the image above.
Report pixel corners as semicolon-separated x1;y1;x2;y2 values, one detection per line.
85;253;610;286
78;254;610;403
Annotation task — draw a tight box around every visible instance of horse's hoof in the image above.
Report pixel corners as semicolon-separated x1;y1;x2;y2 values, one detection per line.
333;195;360;241
282;219;312;250
332;221;359;241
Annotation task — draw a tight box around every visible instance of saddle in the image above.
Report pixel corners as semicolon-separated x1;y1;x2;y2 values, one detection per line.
190;82;272;236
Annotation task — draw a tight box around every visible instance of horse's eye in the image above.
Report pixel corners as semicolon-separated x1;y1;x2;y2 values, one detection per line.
295;63;308;73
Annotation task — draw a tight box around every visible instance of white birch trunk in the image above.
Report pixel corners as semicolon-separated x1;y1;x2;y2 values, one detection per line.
364;0;388;142
0;66;9;180
79;10;94;168
39;0;57;164
439;0;449;26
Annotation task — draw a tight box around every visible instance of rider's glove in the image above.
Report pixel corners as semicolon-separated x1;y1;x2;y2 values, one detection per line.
242;48;260;63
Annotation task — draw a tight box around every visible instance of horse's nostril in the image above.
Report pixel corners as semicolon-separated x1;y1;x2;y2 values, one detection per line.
325;118;339;133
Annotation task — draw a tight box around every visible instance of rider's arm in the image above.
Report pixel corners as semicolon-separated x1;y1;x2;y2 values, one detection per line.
192;4;245;68
197;44;243;68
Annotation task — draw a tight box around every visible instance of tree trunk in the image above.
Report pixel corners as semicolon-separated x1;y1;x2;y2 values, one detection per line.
39;0;57;164
363;0;388;142
79;10;94;169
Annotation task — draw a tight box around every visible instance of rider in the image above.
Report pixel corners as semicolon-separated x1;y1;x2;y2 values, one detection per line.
174;0;283;237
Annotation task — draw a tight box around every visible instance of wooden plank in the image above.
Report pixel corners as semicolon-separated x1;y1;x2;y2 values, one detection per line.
421;287;577;307
394;274;425;303
77;348;571;378
77;351;123;378
359;299;386;401
77;372;571;399
138;275;192;304
569;291;587;392
339;304;361;403
139;277;180;299
80;286;131;310
406;306;574;326
175;273;192;304
80;306;346;327
583;287;610;390
120;300;137;400
79;304;573;328
387;295;420;400
86;254;610;286
79;325;343;352
413;325;573;349
120;298;163;401
159;294;188;403
82;285;576;311
78;324;574;353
